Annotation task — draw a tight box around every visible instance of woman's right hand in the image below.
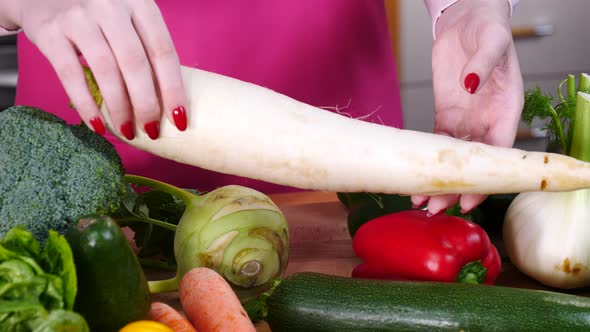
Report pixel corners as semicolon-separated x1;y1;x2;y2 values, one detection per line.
3;0;188;140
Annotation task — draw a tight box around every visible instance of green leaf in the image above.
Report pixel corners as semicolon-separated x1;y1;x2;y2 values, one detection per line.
0;260;41;301
132;190;183;260
38;274;64;311
39;231;77;311
0;226;41;261
0;227;79;331
0;303;46;332
522;87;555;126
0;234;44;277
444;205;482;224
28;309;89;332
345;193;413;237
115;188;185;265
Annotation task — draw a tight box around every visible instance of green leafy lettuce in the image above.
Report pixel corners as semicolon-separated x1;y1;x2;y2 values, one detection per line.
0;226;88;331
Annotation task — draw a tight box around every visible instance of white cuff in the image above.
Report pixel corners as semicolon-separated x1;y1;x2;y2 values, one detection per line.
0;27;20;36
425;0;520;39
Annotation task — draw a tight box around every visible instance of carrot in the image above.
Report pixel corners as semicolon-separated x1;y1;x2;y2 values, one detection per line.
98;66;590;196
179;267;256;332
148;302;198;332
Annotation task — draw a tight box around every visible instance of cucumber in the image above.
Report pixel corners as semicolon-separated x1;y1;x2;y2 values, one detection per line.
65;215;151;332
257;272;590;331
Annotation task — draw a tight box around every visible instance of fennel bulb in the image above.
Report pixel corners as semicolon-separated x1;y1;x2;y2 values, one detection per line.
504;189;590;288
504;74;590;289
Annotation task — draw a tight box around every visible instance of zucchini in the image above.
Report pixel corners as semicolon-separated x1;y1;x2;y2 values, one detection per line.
250;272;590;331
65;215;151;332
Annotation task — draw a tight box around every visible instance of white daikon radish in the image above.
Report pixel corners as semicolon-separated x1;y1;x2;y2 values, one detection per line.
98;66;590;195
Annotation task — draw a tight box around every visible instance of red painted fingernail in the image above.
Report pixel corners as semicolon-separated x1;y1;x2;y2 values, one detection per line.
172;106;187;131
144;121;160;140
121;121;135;140
464;73;480;94
89;117;105;135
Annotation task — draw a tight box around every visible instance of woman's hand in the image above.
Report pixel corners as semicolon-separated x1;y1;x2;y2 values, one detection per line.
3;0;188;140
413;0;524;215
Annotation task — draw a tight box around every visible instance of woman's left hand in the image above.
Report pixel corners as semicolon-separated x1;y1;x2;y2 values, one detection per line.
412;0;524;215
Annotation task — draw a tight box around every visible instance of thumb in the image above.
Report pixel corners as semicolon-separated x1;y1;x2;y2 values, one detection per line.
461;24;511;94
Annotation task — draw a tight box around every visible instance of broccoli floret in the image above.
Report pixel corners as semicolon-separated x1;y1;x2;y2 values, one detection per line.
0;106;126;240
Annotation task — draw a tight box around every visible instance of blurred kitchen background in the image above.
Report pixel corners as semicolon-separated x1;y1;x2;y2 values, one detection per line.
0;33;16;110
1;0;589;151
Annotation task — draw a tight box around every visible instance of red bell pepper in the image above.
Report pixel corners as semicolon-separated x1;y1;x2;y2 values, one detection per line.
352;209;501;284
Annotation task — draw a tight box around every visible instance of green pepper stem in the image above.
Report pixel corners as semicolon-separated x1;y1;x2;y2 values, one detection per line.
148;276;179;293
569;91;590;162
124;174;201;206
456;260;487;284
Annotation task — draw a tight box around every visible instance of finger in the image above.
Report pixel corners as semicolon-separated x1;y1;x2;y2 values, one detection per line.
459;194;488;213
95;2;161;139
484;44;524;148
34;27;106;135
411;195;429;209
131;0;188;132
426;194;460;216
461;23;511;94
61;11;135;140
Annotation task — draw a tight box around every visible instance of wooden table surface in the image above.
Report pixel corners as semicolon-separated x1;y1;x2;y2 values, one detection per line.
149;191;590;331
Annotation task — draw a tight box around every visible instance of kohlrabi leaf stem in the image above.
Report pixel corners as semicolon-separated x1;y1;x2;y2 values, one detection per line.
124;174;201;206
148;276;179;294
116;216;177;231
569;91;590;163
139;258;177;271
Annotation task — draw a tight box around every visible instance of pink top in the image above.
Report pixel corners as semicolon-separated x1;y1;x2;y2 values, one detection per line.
10;1;518;193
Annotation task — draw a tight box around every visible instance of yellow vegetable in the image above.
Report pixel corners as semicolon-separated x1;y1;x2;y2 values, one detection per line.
119;320;174;332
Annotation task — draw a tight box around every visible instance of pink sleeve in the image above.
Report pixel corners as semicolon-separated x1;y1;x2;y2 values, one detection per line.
424;0;520;38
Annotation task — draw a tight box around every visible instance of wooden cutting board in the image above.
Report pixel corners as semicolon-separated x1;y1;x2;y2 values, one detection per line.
148;191;590;331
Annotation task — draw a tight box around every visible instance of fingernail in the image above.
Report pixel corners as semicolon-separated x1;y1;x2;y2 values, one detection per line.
426;209;444;217
144;121;160;140
464;73;480;94
460;207;473;214
89;117;105;135
172;106;187;131
121;121;135;140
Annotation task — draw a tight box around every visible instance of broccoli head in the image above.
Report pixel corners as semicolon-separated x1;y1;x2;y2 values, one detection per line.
0;106;126;240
